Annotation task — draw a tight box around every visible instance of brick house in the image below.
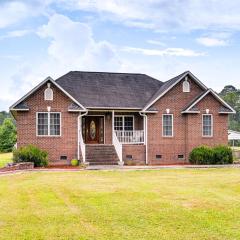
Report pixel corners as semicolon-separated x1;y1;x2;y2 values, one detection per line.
10;71;235;165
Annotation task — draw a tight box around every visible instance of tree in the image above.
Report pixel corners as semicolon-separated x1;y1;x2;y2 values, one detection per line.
0;111;10;125
220;85;240;131
0;118;17;152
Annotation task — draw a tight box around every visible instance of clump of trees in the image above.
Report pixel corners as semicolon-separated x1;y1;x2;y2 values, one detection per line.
0;112;16;152
220;85;240;131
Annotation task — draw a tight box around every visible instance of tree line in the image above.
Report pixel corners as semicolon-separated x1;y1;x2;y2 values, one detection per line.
220;85;240;131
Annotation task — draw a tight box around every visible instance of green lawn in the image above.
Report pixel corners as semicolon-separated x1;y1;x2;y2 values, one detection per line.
0;152;12;168
0;169;240;239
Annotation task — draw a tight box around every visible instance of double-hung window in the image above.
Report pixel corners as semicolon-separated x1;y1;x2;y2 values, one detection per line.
162;114;173;137
114;116;134;131
202;114;213;137
37;112;61;136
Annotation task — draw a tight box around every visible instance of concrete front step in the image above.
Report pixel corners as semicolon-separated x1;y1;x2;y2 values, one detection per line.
86;144;119;165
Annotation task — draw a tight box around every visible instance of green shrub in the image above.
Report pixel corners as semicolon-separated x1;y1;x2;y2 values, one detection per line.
71;159;79;166
213;145;233;164
189;146;214;164
13;145;48;167
189;145;233;165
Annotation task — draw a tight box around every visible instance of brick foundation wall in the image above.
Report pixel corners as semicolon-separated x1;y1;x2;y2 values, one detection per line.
122;144;146;165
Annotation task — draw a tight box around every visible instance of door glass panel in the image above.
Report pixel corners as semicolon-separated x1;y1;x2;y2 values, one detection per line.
90;120;96;140
99;117;104;143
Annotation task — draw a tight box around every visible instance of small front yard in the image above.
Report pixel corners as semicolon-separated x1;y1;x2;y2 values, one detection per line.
0;152;12;168
0;169;240;239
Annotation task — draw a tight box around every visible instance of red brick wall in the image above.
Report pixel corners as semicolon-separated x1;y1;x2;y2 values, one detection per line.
147;77;228;165
186;94;228;159
16;81;79;165
123;144;146;165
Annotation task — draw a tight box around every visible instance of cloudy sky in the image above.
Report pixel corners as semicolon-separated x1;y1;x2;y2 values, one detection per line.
1;0;240;110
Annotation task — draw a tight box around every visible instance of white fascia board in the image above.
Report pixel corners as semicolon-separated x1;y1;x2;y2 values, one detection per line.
9;76;86;111
184;89;236;114
142;71;208;112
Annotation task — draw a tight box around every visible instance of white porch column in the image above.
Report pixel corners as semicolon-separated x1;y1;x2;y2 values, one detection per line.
112;110;115;144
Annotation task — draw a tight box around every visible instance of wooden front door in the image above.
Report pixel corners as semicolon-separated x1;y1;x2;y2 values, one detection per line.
85;116;104;144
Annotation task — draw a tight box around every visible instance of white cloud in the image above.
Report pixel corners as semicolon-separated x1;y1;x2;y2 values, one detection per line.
147;40;166;46
0;29;31;40
196;37;228;47
4;13;122;107
122;46;205;57
37;14;121;71
56;0;240;32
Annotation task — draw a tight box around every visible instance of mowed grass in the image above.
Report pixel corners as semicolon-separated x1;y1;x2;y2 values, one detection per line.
0;152;12;168
0;169;240;240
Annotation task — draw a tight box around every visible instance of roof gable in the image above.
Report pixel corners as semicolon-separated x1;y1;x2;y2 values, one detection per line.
143;71;208;112
10;76;86;111
182;89;236;114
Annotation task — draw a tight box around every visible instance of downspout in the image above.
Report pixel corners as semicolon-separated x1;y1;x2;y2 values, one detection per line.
139;112;148;165
77;110;88;160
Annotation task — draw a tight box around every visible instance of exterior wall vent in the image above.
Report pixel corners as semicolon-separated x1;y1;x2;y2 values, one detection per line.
156;154;162;159
60;156;67;160
126;155;133;160
178;154;184;159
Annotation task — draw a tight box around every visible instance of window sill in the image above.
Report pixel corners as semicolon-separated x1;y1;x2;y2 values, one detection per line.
36;135;61;138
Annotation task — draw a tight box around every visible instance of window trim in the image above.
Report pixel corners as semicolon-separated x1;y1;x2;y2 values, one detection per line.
36;112;61;137
114;115;135;131
202;114;213;137
162;114;174;137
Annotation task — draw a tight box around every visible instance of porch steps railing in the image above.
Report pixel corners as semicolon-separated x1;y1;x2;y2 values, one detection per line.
79;131;86;162
113;131;123;163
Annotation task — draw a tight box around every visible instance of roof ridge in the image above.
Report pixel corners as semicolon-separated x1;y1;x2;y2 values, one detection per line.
68;70;146;75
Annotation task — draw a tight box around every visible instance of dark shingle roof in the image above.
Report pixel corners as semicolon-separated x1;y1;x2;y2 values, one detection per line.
68;103;84;111
56;71;163;109
14;102;29;110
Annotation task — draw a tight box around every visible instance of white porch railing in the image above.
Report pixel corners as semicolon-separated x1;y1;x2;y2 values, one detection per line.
115;130;144;144
113;131;123;162
79;131;86;162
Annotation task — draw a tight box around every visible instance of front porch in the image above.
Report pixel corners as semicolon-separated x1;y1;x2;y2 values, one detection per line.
78;111;146;165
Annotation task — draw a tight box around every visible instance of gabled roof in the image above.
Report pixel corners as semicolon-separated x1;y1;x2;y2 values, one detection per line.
182;89;236;114
56;71;163;109
143;71;208;112
10;76;86;111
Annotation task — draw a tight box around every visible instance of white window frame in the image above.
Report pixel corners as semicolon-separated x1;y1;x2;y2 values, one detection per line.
114;115;135;131
162;114;173;137
202;114;213;137
36;112;61;137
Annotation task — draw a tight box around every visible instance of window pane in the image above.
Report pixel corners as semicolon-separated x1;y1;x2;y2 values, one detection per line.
50;113;60;136
114;116;123;131
38;113;48;135
203;115;212;136
163;115;173;136
124;116;133;131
